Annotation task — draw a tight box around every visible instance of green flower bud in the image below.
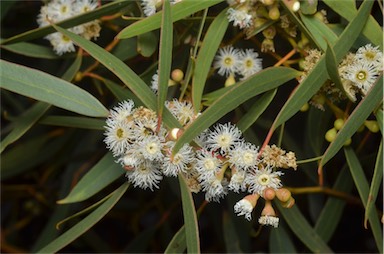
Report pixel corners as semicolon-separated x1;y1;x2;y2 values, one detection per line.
325;128;337;142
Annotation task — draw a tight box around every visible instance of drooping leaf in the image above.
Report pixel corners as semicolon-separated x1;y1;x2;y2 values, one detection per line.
0;60;108;117
192;8;228;113
117;0;223;39
173;67;298;155
39;116;104;130
178;174;200;253
58;153;124;204
321;75;383;166
1;102;50;153
364;141;383;229
236;89;277;132
1;1;132;45
275;202;333;253
164;226;186;253
1;42;59;59
344;147;383;252
323;0;383;48
36;183;129;253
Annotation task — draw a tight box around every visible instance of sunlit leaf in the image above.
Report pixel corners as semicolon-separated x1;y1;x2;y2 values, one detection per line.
0;60;108;117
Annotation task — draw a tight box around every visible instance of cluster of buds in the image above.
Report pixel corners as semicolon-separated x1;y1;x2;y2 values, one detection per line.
37;0;101;55
226;0;300;52
104;99;297;227
301;44;383;110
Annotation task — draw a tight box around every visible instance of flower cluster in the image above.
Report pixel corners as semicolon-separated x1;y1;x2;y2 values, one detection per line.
301;44;383;110
104;99;297;227
226;0;300;52
37;0;101;55
213;46;263;80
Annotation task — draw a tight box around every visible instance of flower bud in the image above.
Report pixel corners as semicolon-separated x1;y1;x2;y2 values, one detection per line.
365;120;379;133
325;128;337;142
261;200;276;216
275;188;291;203
225;74;236;87
171;69;184;83
344;138;352;146
300;103;309;112
334;118;345;130
281;197;295;208
263;187;276;200
268;6;280;20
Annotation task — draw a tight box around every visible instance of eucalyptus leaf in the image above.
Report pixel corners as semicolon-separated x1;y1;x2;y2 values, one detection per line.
36;183;129;253
117;0;223;39
157;0;172;118
178;174;200;253
275;202;333;253
1;42;59;59
39;116;104;130
164;226;186;253
344;147;383;252
192;8;229;113
137;32;158;57
52;25;181;129
1;1;132;45
1;102;50;153
58;153;124;204
0;60;108;117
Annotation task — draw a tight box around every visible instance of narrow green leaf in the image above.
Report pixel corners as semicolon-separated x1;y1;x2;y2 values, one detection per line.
103;79;142;106
269;224;297;253
58;153;124;204
0;60;108;117
158;0;172;118
192;8;228;113
1;1;132;45
173;67;298;154
39;116;104;130
300;0;318;15
275;202;333;253
36;182;129;254
321;75;383;166
1;102;50;153
323;0;383;48
364;141;383;229
314;165;353;242
1;42;59;59
344;147;383;252
236;89;277;132
202;86;231;106
374;109;383;134
61;52;82;82
222;211;243;253
137;32;158;57
117;0;223;39
178;174;200;253
164;226;186;253
273;0;374;130
300;12;338;51
52;25;181;129
324;42;350;100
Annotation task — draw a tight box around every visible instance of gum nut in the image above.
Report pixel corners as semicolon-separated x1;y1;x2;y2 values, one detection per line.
325;128;337;142
334;118;345;130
